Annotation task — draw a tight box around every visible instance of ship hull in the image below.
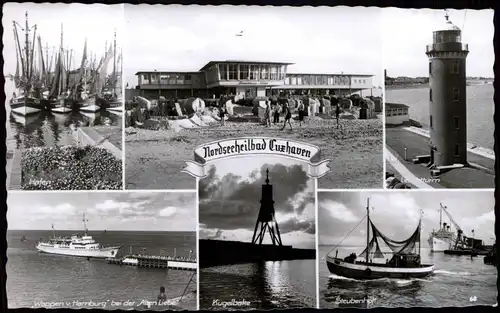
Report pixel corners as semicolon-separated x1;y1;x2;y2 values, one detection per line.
326;256;434;280
51;98;73;114
10;96;43;116
36;244;121;259
444;249;478;256
79;95;100;112
430;237;452;252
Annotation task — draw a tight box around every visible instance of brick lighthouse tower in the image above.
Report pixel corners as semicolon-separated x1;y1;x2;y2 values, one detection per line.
426;11;469;169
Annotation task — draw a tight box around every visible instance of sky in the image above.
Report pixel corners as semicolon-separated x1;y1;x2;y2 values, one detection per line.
199;157;316;249
382;8;494;78
318;191;495;247
123;5;383;88
7;191;197;231
2;3;124;76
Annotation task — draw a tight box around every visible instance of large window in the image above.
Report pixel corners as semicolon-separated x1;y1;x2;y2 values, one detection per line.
270;66;278;80
291;76;297;85
453;88;459;101
284;77;290;85
185;74;192;81
228;64;238;80
249;65;257;80
328;76;333;85
260;65;268;80
297;76;302;85
239;64;249;80
219;64;227;80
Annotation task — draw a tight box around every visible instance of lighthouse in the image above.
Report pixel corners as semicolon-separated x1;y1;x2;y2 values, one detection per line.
426;11;469;168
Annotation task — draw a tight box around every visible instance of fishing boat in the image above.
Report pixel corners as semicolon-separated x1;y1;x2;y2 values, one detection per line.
325;198;434;280
10;12;44;116
36;213;121;259
101;32;124;114
49;25;74;114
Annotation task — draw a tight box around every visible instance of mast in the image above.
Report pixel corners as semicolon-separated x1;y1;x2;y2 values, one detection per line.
439;203;443;230
13;22;25;77
366;198;370;263
29;23;37;82
112;30;117;93
25;12;30;81
82;213;88;235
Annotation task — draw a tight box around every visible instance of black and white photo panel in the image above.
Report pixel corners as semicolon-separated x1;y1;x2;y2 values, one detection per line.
198;156;317;310
318;190;496;309
4;3;125;191
124;4;384;190
7;191;197;311
383;8;494;189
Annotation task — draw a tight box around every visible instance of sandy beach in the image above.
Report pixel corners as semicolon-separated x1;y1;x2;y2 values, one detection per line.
125;113;383;189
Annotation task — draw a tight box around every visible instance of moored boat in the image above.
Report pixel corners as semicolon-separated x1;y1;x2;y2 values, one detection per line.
325;198;434;280
36;213;120;259
10;94;42;116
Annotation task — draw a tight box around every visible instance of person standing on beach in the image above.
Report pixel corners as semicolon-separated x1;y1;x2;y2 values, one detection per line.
264;101;271;127
335;104;341;129
273;102;281;124
281;102;292;131
297;100;305;127
219;101;226;126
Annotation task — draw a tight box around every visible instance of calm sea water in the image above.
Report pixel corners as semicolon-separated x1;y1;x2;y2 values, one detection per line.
319;245;497;308
386;84;494;149
200;260;316;310
7;230;197;311
4;80;122;149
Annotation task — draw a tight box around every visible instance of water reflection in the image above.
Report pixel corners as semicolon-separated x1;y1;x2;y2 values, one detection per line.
8;110;122;149
200;260;316;310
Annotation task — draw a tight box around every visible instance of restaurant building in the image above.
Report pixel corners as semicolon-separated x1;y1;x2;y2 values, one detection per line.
133;60;375;100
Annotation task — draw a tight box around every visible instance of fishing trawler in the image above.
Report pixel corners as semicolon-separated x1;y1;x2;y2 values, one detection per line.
427;203;456;252
325;198;434;279
49;25;74;114
10;12;44;116
36;213;121;259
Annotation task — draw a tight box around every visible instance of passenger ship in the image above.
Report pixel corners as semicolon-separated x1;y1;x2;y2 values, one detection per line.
36;214;121;259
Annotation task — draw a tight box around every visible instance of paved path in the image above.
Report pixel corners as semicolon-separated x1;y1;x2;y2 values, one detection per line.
385;147;434;189
386;128;494;188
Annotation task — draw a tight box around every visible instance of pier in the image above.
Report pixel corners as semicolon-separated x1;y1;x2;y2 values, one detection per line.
199;239;316;268
6;140;22;190
106;254;197;271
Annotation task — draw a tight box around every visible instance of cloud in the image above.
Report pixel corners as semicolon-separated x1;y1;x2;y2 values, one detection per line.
158;206;178;217
318;191;495;246
199;162;313;232
278;216;315;235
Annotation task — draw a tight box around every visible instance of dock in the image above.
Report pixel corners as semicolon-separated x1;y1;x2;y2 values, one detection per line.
6;140;22;190
199;239;316;268
106;254;197;271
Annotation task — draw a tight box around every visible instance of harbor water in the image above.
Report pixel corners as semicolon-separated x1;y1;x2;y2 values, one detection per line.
386;84;494;150
7;230;197;310
200;259;316;310
5;80;122;150
319;245;497;308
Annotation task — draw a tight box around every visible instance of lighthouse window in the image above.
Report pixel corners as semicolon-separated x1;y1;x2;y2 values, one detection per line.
454;116;459;129
453;88;459;101
429;89;433;101
430;115;433;128
429;62;432;75
451;61;460;74
454;144;459;156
